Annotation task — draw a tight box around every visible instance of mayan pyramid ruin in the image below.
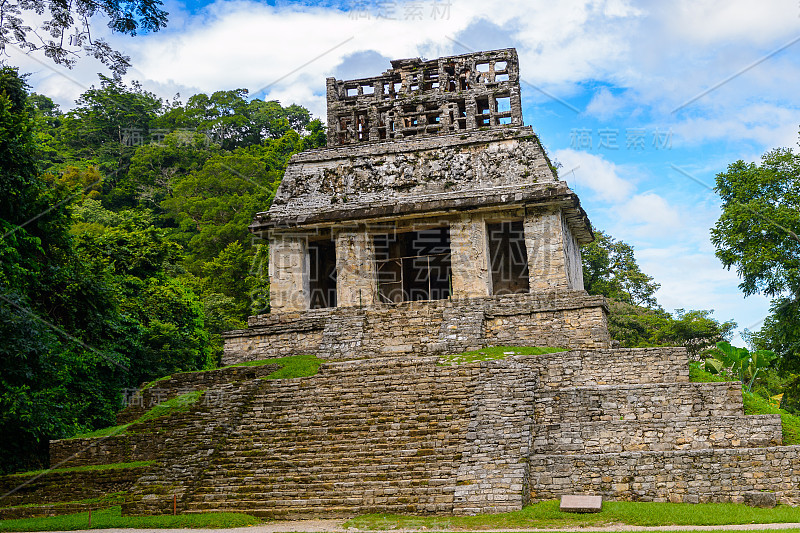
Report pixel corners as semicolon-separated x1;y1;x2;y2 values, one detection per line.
5;48;800;520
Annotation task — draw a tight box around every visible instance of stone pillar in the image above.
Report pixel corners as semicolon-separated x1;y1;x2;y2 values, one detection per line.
335;228;377;307
450;215;492;299
269;234;310;313
561;215;585;290
524;207;570;291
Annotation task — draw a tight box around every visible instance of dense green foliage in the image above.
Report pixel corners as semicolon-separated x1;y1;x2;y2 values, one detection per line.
0;68;324;473
705;341;775;392
689;360;800;444
581;228;735;356
712;147;800;299
582;228;660;307
711;135;800;408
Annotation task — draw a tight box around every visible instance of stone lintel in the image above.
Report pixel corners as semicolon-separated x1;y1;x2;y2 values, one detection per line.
252;183;593;244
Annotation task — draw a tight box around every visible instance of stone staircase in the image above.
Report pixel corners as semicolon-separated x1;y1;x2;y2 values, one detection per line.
179;357;478;518
7;344;798;519
525;347;795;504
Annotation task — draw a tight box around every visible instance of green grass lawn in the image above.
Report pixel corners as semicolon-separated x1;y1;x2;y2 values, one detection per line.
8;499;800;531
438;346;565;366
346;500;800;530
0;505;262;531
257;354;326;379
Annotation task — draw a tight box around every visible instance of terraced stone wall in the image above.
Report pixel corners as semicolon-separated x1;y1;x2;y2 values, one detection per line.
50;434;163;468
534;415;783;454
528;347;690;388
533;382;744;425
116;363;280;423
0;465;150;508
222;291;609;364
529;447;800;504
123;357;537;518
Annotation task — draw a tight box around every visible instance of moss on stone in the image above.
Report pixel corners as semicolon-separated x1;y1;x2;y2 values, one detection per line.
438;346;565;366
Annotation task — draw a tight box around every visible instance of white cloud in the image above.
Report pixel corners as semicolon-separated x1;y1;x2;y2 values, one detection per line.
552;149;635;202
585;87;627;120
672;104;800;149
636;243;772;341
653;0;800;46
616;192;683;237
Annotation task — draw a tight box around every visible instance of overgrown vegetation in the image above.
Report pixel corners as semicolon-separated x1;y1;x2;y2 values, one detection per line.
582;228;737;358
0;67;325;472
0;493;126;511
258;354;326;380
438;346;565;365
743;392;800;445
345;499;800;530
11;499;800;531
689;361;800;445
0;505;261;531
9;461;155;478
69;390;204;439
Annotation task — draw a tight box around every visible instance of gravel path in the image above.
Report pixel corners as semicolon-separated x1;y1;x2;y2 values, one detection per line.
42;520;800;533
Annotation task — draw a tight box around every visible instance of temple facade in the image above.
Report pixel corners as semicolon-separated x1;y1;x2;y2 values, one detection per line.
223;48;610;363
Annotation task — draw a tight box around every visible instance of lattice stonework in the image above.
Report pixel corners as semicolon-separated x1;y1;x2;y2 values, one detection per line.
326;48;523;146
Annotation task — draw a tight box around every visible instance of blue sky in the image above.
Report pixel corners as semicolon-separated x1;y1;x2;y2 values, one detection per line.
13;0;800;343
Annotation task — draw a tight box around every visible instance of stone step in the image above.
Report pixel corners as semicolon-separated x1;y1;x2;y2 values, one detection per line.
534;382;743;424
526;347;690;388
533;415;782;454
184;502;447;518
528;445;800;504
193;471;456;489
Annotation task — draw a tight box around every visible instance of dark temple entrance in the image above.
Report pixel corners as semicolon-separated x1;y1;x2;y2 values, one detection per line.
488;220;529;295
308;239;337;309
374;227;452;303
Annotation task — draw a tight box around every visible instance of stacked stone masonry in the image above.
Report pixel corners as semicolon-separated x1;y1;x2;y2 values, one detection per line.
0;466;150;509
120;357;537;517
326;49;522;147
528;448;800;504
116;363;281;423
50;433;164;468
30;344;800;518
222;291;610;364
25;49;800;518
525;347;800;504
533;382;745;424
533;416;783;454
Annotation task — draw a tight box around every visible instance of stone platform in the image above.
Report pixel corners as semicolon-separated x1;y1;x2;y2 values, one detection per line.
11;344;796;518
222;291;610;364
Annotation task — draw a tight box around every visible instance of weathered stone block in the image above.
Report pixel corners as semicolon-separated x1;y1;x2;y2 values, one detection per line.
744;491;777;508
560;494;602;513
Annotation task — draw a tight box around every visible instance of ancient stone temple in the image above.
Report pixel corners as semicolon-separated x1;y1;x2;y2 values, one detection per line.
12;49;800;521
223;48;610;362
